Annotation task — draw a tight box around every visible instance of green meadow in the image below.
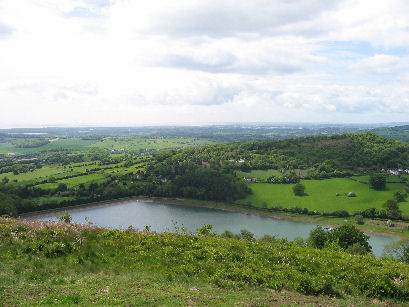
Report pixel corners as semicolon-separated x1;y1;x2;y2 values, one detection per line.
0;138;99;154
0;165;66;183
0;137;219;155
238;178;409;216
90;137;219;152
237;168;310;181
236;169;281;180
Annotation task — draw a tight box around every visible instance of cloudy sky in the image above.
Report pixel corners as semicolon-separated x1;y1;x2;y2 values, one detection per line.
1;0;409;128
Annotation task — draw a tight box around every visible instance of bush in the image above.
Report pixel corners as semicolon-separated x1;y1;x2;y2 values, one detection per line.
309;226;328;249
328;224;371;253
383;199;401;219
346;243;370;255
293;183;305;196
394;191;407;202
56;212;72;223
354;215;364;225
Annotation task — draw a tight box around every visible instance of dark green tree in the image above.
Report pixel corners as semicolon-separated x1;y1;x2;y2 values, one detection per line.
369;173;386;190
328;224;371;253
56;183;67;192
394;191;407;203
293;182;305;196
382;199;401;219
309;226;328;249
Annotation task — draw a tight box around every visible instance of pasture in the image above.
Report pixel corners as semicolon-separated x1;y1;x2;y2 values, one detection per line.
0;165;66;183
237;168;309;181
0;136;218;156
238;178;409;216
0;138;99;154
90;137;219;152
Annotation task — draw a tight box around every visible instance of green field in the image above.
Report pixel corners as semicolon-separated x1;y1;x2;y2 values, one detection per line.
0;138;99;154
0;165;66;183
35;173;108;189
237;169;310;181
0;137;219;155
238;178;409;216
352;175;406;183
236;169;281;180
90;137;219;152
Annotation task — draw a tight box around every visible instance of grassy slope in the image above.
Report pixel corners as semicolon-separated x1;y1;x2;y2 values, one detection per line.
1;217;409;306
238;178;409;215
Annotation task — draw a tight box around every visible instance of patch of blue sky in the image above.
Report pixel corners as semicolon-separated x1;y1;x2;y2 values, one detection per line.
317;41;408;58
0;22;12;38
64;6;103;18
83;0;111;8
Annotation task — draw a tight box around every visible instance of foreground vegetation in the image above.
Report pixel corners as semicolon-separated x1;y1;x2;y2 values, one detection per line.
2;217;409;305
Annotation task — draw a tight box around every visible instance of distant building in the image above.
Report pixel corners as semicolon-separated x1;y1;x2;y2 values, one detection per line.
244;177;256;182
16;157;38;162
136;171;144;180
201;161;211;168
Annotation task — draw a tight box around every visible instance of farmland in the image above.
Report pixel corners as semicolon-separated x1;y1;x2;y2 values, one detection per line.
0;136;219;155
237;169;309;181
238;177;409;216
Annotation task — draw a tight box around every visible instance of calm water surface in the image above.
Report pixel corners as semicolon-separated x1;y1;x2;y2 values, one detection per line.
35;200;398;257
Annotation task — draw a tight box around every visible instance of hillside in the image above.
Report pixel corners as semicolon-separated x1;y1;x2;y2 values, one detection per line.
1;217;409;306
372;125;409;143
147;133;409;175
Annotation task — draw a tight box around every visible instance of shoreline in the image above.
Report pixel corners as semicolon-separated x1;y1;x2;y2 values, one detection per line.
21;196;407;239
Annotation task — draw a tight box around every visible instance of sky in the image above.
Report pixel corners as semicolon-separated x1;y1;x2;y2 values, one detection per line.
1;0;409;128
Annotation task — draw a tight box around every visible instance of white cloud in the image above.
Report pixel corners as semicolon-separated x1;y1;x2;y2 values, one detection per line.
0;0;409;127
351;54;407;74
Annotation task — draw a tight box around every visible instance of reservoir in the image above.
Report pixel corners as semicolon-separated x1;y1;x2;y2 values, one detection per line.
33;200;399;257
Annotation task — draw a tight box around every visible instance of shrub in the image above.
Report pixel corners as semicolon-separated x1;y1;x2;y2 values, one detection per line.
328;224;371;253
383;199;401;219
346;243;369;255
56;212;72;223
309;226;328;249
394;191;407;203
293;183;305;196
354;215;364;225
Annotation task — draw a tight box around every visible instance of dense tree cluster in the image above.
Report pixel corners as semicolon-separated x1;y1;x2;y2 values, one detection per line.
145;150;251;201
309;224;371;254
145;134;409;180
369;173;387;190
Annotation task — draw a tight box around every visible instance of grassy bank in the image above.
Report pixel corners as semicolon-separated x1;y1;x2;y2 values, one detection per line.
2;217;409;306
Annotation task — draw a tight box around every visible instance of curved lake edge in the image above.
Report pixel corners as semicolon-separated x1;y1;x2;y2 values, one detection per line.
21;196;407;239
